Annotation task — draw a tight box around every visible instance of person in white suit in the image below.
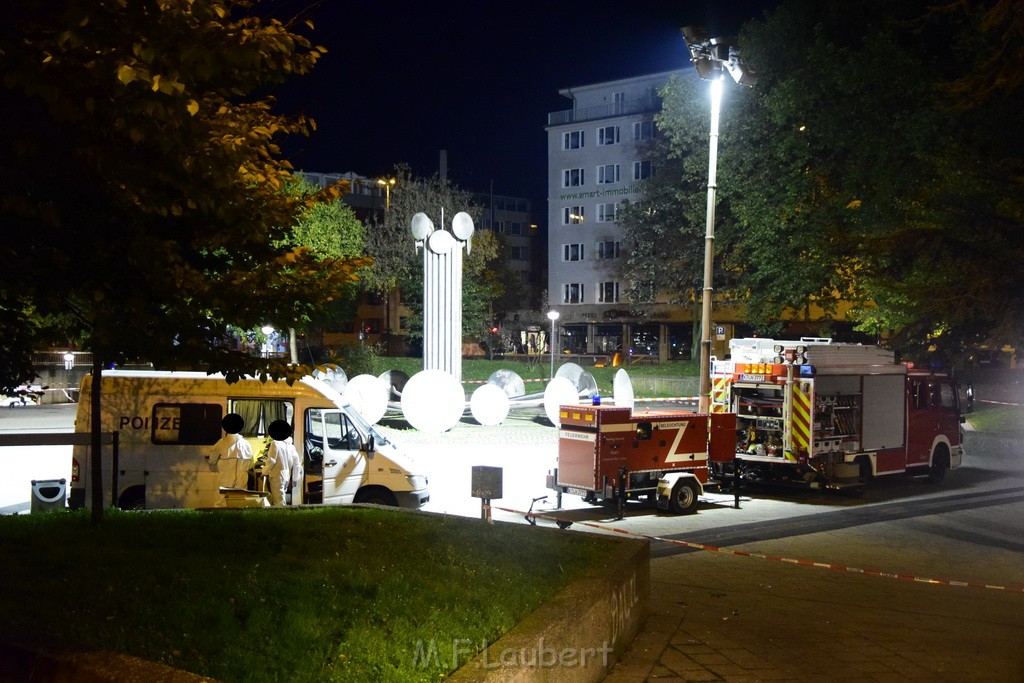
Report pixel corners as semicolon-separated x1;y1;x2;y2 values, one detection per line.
263;419;302;506
208;413;253;491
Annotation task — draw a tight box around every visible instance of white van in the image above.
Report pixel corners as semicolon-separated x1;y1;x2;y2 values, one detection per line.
69;370;429;510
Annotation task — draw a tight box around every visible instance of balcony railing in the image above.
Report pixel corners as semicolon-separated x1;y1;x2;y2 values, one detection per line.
548;96;661;126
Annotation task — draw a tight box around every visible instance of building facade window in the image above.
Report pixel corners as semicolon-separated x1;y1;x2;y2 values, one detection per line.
597;164;620;184
510;222;523;235
563;283;585;304
597;281;620;303
613;91;625;114
597;241;620;260
597;125;620;145
633;160;652;180
634;120;655;141
563;130;584;150
563;168;584;187
562;243;585;261
562;206;585;224
510;246;528;260
597;203;618;223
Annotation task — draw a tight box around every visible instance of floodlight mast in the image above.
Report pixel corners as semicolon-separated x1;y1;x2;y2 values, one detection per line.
680;26;756;412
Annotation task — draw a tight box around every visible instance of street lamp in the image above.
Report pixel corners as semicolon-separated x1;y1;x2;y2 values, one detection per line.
681;26;756;412
546;310;560;379
377;177;396;212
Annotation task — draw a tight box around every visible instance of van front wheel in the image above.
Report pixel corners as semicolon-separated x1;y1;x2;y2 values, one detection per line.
354;487;398;507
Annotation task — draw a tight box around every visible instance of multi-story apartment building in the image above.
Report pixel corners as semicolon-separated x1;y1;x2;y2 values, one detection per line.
472;192;542;311
547;70;694;361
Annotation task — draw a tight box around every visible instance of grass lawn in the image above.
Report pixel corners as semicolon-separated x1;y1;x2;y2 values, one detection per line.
966;401;1024;433
366;356;699;394
0;507;616;682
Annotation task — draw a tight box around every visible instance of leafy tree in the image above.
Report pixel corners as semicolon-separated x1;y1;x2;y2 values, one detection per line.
0;0;364;518
627;0;1024;363
278;177;368;361
732;0;1024;360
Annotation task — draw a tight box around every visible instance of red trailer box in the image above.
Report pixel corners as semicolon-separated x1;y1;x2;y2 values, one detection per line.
551;404;736;514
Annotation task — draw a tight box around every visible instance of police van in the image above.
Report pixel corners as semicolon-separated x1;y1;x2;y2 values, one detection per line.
69;370;429;510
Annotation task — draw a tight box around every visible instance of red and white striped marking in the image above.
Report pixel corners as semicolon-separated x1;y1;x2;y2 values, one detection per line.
493;506;1024;594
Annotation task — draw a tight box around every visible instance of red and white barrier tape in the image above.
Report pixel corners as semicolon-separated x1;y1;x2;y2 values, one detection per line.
492;506;1024;594
463;377;550;385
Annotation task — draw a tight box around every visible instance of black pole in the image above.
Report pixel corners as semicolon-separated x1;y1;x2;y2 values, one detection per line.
89;357;103;525
616;466;627;520
733;455;741;509
111;430;119;509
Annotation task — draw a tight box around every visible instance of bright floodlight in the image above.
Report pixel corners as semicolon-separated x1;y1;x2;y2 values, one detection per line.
613;369;635;411
342;374;390;426
401;369;465;434
543;376;579;427
470;384;510;426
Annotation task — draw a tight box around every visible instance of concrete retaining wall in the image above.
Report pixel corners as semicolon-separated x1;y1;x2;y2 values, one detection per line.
448;532;649;683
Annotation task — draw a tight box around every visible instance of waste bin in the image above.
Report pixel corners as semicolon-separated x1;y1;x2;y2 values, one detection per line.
31;478;67;513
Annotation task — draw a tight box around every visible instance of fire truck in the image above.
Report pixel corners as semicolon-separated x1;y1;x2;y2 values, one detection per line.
710;338;964;489
548;404;736;514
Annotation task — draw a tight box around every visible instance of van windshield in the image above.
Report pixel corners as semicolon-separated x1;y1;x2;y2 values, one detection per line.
344;406;392;447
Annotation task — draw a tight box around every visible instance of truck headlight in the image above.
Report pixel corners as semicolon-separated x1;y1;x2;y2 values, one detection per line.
407;475;427;490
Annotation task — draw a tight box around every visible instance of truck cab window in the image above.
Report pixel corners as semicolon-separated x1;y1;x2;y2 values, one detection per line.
911;381;928;410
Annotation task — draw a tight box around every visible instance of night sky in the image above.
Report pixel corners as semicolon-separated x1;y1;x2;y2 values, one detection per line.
270;0;778;205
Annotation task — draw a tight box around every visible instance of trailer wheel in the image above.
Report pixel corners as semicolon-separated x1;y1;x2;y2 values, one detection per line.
928;446;949;483
668;480;699;515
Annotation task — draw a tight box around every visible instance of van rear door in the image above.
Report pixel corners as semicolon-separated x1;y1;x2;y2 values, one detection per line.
304;408;364;505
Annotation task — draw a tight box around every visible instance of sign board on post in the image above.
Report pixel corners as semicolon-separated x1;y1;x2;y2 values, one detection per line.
471;466;502;523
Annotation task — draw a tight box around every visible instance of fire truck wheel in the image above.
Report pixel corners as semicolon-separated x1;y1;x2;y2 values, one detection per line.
928;447;950;483
668;480;699;515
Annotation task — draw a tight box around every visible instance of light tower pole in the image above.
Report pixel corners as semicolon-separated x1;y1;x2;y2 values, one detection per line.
681;27;756;412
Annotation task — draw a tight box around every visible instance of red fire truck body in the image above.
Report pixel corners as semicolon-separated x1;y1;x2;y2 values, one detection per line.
710;338;965;489
550;404;736;514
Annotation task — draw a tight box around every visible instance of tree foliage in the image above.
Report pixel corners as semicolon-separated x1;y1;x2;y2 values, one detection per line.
0;0;366;389
622;0;1024;362
282;177;368;344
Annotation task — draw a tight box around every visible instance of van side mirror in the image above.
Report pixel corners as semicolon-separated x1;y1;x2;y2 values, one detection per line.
365;435;375;458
